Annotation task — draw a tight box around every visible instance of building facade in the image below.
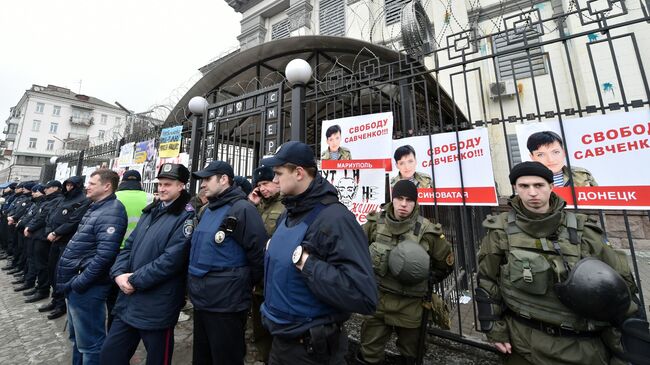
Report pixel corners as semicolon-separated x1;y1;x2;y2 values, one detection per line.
222;0;650;196
1;84;128;182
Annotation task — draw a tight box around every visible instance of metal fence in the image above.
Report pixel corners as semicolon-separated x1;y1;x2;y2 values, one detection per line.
44;0;650;350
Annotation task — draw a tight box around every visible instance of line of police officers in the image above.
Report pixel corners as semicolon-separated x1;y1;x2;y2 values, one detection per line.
2;141;646;365
1;176;89;320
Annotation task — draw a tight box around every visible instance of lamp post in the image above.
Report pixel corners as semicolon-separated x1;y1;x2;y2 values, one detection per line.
285;59;312;143
188;96;208;193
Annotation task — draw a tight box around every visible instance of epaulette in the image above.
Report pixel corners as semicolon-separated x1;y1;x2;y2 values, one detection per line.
583;216;604;234
482;213;505;230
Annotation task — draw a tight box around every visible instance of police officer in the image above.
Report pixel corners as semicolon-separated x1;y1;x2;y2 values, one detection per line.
23;180;65;303
189;160;267;365
8;181;36;280
108;169;153;328
39;176;90;320
260;141;377;364
14;183;45;292
101;164;194;365
357;180;454;364
476;161;639;364
247;165;285;363
0;183;18;260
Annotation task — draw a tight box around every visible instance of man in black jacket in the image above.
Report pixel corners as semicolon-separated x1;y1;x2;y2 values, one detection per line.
7;181;36;277
101;164;194;365
189;160;266;365
260;141;377;365
14;184;45;292
23;181;64;303
38;176;90;320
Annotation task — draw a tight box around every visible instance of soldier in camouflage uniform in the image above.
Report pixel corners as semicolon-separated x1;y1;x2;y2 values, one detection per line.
476;161;638;365
390;144;432;189
248;165;284;363
321;124;353;160
527;131;598;187
357;180;453;365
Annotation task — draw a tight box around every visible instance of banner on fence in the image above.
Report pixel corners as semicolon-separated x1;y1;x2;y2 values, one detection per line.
134;139;156;164
390;128;498;206
55;162;69;181
318;112;394;223
319;112;394;170
118;142;135;167
159;126;183;158
515;109;650;209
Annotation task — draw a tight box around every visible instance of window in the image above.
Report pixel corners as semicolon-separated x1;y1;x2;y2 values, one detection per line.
115;116;121;125
28;138;37;149
35;102;44;113
100;114;107;125
8;124;18;134
98;130;105;139
52;105;61;116
271;19;291;40
32;120;41;131
385;0;409;26
320;0;345;36
493;26;546;80
47;140;55;151
49;122;58;134
112;130;120;139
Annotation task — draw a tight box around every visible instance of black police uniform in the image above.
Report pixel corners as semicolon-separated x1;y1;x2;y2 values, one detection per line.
10;185;35;274
41;176;90;316
189;161;267;365
260;142;378;365
15;189;44;290
26;185;64;299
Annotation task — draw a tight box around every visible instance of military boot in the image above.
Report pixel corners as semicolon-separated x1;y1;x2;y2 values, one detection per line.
47;307;66;320
25;292;49;303
14;283;34;292
38;301;56;312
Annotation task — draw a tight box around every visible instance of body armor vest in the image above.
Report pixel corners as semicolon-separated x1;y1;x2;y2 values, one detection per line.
496;210;609;332
262;203;337;324
189;204;246;277
369;213;430;297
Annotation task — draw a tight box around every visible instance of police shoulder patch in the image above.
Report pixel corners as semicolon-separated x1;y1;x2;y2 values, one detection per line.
183;219;194;238
184;203;194;212
107;226;116;234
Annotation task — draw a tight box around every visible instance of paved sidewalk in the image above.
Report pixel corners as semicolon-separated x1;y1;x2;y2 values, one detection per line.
0;259;70;364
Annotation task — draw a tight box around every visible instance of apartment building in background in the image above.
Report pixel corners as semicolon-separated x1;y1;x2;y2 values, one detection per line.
1;84;128;182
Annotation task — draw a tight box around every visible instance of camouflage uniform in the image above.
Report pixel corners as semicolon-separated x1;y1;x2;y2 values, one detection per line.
252;193;285;362
389;171;432;189
359;203;453;364
477;193;637;365
561;165;598;187
321;146;352;160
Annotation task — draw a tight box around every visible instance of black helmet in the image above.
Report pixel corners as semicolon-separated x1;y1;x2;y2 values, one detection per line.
554;257;630;324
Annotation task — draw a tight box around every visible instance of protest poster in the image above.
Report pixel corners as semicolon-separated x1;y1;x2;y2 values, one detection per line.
390;128;498;205
55;162;69;181
134;139;156;164
318;112;394;223
515;109;650;209
118;142;135;167
159;126;183;158
319;112;393;170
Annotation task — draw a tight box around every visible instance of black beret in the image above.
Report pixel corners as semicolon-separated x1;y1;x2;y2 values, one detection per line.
509;161;553;185
392;180;418;202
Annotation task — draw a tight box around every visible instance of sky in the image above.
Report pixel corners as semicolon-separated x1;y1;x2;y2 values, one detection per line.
0;0;241;123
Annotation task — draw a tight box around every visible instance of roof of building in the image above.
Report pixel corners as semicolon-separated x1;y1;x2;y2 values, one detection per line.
27;84;123;111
